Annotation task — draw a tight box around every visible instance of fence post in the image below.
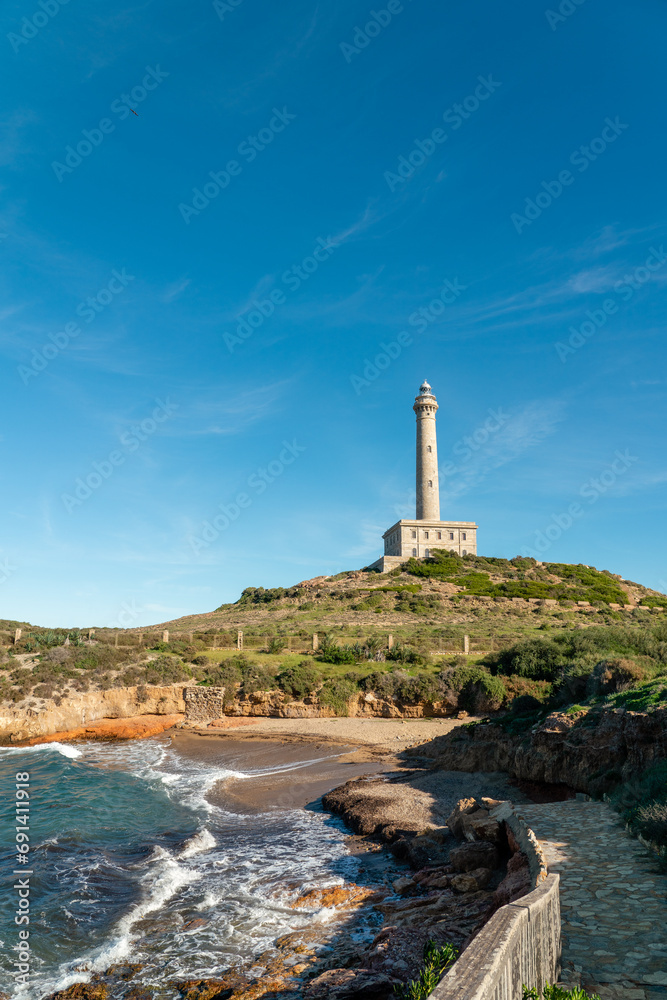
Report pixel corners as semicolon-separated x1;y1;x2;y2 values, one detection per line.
14;628;22;645
114;632;119;648
388;634;394;649
312;633;319;651
162;630;169;643
463;635;470;654
237;630;243;650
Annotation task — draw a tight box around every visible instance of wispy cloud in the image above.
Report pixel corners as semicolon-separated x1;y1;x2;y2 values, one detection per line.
162;277;191;303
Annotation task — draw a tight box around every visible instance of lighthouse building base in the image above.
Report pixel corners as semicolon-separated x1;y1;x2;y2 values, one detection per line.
367;518;478;573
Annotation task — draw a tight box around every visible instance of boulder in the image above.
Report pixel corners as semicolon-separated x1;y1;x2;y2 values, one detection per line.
468;866;493;889
392;876;417;895
467;815;502;843
450;873;479;893
304;969;397;999
445;797;478;838
450;841;498;873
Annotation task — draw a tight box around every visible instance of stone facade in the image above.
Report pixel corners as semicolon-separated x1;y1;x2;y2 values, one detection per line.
370;381;479;572
184;686;226;722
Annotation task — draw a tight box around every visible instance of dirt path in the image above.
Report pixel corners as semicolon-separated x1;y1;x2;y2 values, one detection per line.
519;801;667;1000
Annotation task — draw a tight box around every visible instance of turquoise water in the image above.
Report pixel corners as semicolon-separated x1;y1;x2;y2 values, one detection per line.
0;738;364;999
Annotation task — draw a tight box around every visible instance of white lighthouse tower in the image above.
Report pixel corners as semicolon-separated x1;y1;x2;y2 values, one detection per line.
414;380;440;520
369;380;478;572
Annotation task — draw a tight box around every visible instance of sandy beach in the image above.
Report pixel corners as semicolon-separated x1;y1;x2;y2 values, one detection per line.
179;714;468;752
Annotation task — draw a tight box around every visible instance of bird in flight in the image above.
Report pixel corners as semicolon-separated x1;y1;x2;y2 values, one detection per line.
130;109;139;116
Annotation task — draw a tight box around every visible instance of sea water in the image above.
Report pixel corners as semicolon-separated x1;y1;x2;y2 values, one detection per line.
0;738;367;999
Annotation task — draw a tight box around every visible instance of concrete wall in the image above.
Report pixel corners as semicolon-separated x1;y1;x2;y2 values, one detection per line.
430;874;561;1000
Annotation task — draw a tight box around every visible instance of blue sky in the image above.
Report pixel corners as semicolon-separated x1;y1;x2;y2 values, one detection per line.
1;0;666;628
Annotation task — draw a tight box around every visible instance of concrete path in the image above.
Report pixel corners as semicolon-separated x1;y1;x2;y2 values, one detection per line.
519;801;667;1000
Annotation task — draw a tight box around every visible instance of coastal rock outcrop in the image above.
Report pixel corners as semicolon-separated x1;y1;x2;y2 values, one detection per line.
412;707;667;794
22;714;183;745
0;683;188;744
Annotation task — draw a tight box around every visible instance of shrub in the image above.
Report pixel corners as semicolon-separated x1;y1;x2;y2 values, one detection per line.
191;655;210;667
394;671;443;704
267;637;287;654
144;656;192;685
240;663;275;695
635;801;667;847
459;672;507;714
318;635;358;664
318;678;358;716
362;670;398;698
235;586;300;605
277;661;322;699
491;638;563;681
610;760;667;847
586;658;647;696
386;643;427;666
438;665;507;714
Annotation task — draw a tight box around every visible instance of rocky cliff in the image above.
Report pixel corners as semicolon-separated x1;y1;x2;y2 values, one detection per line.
409;708;667;794
0;683;188;743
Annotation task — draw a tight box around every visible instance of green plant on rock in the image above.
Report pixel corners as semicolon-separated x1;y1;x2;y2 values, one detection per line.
394;940;458;1000
522;985;601;1000
277;661;322;699
318;677;358;716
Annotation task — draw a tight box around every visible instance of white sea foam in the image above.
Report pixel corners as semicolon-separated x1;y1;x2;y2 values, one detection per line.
9;737;376;1000
52;852;200;990
179;828;216;858
0;740;82;758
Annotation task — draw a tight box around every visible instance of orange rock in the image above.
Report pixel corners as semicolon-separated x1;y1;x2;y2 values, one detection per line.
292;884;384;909
21;714;183;747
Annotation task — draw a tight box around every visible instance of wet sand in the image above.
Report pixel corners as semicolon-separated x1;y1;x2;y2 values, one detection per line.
170;731;391;812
